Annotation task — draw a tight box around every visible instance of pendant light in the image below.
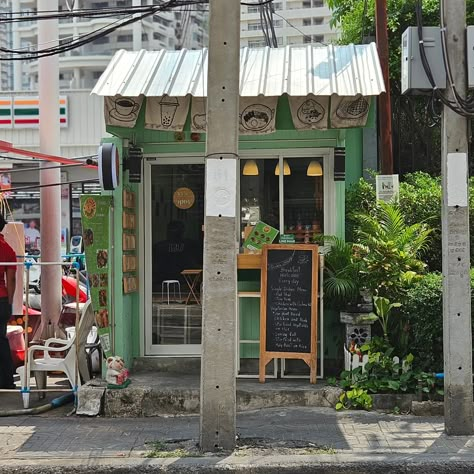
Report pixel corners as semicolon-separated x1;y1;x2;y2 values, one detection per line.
307;160;323;176
242;159;259;176
275;160;291;176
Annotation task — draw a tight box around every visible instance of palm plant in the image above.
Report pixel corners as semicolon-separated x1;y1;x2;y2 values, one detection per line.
323;236;364;310
354;201;432;302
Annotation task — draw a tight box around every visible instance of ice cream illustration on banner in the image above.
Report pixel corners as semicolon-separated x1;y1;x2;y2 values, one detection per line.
160;96;179;128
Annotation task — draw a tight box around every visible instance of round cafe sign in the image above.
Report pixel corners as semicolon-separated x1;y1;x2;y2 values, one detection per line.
173;187;195;209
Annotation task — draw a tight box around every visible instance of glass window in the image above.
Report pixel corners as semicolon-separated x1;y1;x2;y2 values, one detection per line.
239;157;324;247
283;158;324;242
240;159;280;247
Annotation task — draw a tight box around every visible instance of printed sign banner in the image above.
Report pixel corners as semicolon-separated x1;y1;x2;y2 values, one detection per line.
145;95;191;131
330;95;371;128
105;95;144;128
289;95;329;130
239;96;278;135
243;221;279;252
190;97;207;133
80;195;113;358
376;174;400;202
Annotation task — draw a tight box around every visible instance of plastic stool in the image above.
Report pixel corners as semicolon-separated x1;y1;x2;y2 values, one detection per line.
161;280;181;304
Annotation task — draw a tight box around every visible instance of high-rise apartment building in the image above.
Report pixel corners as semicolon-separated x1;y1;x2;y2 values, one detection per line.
9;0;208;91
240;0;338;48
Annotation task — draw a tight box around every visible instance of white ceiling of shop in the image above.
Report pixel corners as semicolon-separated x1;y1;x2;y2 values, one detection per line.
92;43;385;98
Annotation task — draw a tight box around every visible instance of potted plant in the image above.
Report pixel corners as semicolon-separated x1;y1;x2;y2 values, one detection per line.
321;236;376;348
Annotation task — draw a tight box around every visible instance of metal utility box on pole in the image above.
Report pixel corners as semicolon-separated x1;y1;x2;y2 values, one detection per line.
200;0;240;451
39;0;62;336
441;0;473;435
375;0;393;174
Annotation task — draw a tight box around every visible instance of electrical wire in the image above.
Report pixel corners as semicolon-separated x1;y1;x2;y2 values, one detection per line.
0;1;206;60
415;0;474;118
272;11;327;46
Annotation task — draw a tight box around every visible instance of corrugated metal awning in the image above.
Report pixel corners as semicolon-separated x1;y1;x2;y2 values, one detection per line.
92;44;385;98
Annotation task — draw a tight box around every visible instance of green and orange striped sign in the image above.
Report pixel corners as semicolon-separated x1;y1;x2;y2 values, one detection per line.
0;98;12;127
0;96;68;128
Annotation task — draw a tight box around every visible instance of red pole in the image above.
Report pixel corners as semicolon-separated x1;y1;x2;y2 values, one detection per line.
375;0;393;174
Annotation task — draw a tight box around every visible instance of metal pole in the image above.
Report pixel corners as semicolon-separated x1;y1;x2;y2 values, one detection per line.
38;0;62;337
441;0;473;435
375;0;393;174
200;0;240;452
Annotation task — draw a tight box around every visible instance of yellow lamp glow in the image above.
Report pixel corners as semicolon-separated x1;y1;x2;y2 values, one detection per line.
275;160;291;176
242;159;259;176
307;160;323;176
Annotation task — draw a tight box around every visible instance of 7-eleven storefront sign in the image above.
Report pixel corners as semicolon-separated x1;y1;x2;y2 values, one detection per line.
0;96;68;128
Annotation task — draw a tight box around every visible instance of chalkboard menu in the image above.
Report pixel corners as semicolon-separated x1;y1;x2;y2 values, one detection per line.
259;244;318;383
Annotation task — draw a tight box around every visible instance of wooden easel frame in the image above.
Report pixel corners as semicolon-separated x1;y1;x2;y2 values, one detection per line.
259;244;318;384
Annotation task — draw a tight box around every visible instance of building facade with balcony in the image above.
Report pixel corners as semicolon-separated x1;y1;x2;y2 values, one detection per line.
10;0;208;91
240;0;338;48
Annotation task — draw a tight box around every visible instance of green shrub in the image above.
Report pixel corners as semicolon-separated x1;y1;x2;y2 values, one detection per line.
402;271;474;372
346;172;474;272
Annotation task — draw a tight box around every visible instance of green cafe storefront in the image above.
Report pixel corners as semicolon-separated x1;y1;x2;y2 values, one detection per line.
91;44;384;377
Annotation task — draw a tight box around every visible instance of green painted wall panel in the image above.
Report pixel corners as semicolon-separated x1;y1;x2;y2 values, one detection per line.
344;128;364;187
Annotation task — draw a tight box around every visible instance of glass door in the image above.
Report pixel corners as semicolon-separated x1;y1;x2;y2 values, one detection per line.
144;159;204;355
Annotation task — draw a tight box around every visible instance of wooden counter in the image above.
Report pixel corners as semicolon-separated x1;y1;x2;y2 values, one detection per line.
237;253;262;269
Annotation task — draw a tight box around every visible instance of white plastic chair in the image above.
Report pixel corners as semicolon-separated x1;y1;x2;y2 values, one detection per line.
16;300;93;408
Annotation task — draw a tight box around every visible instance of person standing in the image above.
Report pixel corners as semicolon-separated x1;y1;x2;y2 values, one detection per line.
0;214;17;389
24;220;40;251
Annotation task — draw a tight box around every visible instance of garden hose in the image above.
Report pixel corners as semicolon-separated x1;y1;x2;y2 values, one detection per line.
0;392;74;417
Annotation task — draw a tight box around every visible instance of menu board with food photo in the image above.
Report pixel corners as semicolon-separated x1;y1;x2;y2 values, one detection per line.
80;195;113;358
243;221;279;252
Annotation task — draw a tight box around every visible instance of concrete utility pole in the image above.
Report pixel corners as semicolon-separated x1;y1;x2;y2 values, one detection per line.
12;0;21;90
200;0;240;452
441;0;473;435
38;0;62;336
375;0;393;174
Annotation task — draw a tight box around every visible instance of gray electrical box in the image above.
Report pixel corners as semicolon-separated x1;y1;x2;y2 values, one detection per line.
468;26;474;89
401;27;446;94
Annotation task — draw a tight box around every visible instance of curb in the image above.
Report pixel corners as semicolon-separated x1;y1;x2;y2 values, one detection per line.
2;454;474;473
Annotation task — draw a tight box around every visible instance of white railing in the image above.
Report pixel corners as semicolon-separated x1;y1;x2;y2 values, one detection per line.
344;345;410;373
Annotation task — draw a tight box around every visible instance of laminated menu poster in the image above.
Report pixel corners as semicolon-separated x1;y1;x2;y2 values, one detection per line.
80;195;113;358
243;221;279;252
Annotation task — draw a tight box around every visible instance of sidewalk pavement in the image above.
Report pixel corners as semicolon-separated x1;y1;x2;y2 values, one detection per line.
0;403;474;473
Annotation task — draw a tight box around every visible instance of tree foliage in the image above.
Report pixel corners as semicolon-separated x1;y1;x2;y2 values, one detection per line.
327;1;474;175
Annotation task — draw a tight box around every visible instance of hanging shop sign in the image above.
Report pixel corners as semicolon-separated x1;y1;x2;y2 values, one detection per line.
0;96;68;129
289;95;329;130
173;187;195;210
107;94;372;134
330;95;371;128
239;97;277;135
98;143;120;191
145;95;191;131
80;195;113;358
104;95;144;128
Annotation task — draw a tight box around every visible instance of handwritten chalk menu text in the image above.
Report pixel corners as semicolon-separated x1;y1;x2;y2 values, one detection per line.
259;244;318;384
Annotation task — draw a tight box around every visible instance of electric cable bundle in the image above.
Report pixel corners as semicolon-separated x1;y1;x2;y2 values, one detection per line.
416;0;474;118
